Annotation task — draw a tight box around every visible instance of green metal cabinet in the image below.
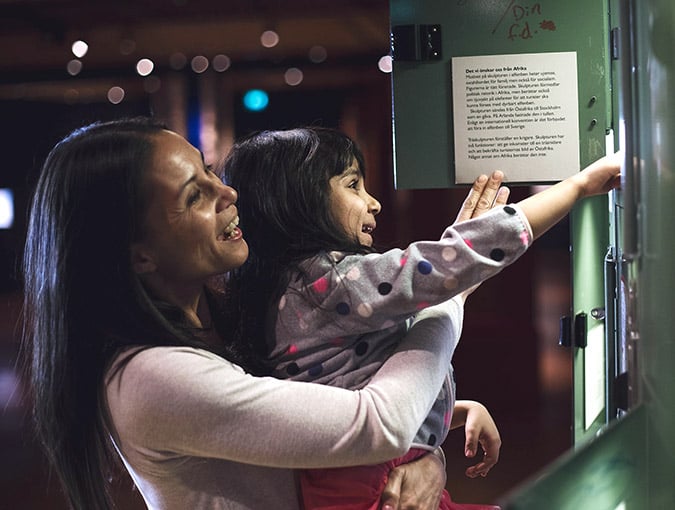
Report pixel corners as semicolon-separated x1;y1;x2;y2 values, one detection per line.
390;0;675;507
391;0;611;188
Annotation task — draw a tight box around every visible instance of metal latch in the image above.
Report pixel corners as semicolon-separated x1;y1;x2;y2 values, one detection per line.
391;24;442;61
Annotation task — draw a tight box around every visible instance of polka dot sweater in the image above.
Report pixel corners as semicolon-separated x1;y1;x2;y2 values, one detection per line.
268;204;532;448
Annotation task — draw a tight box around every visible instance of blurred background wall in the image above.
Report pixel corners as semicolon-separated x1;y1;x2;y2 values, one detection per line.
0;1;574;507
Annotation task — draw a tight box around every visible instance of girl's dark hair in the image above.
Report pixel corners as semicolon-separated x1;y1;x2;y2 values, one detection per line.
21;117;254;510
221;127;373;362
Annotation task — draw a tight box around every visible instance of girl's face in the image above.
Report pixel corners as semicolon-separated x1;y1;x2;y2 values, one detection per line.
328;160;381;246
133;130;248;288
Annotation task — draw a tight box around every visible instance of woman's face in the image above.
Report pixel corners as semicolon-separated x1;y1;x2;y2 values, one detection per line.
328;160;381;246
133;130;248;287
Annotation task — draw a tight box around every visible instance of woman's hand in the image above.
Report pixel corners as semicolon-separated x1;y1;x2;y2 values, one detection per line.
450;400;501;478
380;451;445;510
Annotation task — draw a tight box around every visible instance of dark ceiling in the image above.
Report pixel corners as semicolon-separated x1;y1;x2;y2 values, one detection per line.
0;0;391;78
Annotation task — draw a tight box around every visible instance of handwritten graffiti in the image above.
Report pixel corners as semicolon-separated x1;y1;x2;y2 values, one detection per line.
491;1;556;41
540;19;556;31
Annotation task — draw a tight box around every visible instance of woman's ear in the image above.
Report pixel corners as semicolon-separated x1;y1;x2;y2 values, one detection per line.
130;243;157;274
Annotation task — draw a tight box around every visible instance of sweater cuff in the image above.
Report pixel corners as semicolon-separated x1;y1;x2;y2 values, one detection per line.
431;446;446;468
506;203;534;246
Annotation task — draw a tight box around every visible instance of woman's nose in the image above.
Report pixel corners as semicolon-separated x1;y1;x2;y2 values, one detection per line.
216;184;238;212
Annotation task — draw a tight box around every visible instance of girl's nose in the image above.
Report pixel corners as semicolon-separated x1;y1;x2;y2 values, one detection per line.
368;193;381;215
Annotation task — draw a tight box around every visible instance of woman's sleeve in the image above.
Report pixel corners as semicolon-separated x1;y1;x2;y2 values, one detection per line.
106;312;455;470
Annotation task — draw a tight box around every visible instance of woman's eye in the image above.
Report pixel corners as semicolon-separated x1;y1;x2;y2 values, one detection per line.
187;190;201;205
348;179;359;189
205;164;223;180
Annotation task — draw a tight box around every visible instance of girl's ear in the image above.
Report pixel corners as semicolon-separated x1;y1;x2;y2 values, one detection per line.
130;243;157;274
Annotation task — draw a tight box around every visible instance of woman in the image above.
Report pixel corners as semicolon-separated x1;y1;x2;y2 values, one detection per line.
22;117;493;510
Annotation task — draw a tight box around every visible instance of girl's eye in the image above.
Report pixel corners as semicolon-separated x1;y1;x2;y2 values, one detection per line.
348;178;360;189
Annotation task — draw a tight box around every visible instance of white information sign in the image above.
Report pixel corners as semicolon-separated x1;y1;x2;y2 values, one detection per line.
584;324;606;430
452;52;580;183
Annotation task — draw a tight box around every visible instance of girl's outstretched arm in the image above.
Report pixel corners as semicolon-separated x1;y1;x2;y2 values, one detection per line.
517;153;621;240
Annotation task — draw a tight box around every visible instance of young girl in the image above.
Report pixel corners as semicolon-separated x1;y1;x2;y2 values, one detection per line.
222;127;620;510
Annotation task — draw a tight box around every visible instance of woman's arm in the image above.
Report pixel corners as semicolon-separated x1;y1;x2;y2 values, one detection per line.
106;308;455;470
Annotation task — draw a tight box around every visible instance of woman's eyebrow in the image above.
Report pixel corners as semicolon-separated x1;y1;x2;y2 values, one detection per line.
178;174;198;196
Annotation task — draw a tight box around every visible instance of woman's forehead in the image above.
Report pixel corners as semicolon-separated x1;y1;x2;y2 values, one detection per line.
149;131;201;177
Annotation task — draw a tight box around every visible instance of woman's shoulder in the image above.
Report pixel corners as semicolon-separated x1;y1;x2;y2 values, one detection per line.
105;345;245;400
104;346;246;436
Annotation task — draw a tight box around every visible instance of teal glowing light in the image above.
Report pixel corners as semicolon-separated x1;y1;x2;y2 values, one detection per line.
243;89;269;111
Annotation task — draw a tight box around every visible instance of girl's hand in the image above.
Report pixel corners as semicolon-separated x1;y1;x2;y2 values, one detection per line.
380;451;445;510
455;170;510;302
518;152;621;240
461;401;501;478
450;400;502;478
571;151;622;198
455;170;510;223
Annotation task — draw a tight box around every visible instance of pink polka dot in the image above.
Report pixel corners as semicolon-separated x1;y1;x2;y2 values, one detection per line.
330;337;345;346
346;266;361;280
464;238;473;249
443;276;458;290
357;303;374;317
400;254;408;266
416;301;430;311
520;230;530;245
312;277;329;293
297;314;308;331
444;411;451;427
288;344;298;354
442;247;457;262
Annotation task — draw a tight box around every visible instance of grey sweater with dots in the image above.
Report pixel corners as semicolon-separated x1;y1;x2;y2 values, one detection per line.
267;204;532;449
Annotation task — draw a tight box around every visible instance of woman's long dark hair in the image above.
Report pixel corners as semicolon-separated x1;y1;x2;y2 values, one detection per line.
21;117;254;510
221;127;374;363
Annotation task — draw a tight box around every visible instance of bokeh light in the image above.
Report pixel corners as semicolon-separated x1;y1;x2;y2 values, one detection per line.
136;58;154;76
107;86;125;104
191;55;209;73
71;40;88;58
260;30;280;48
284;67;303;86
243;89;269;111
66;59;83;76
213;54;231;72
